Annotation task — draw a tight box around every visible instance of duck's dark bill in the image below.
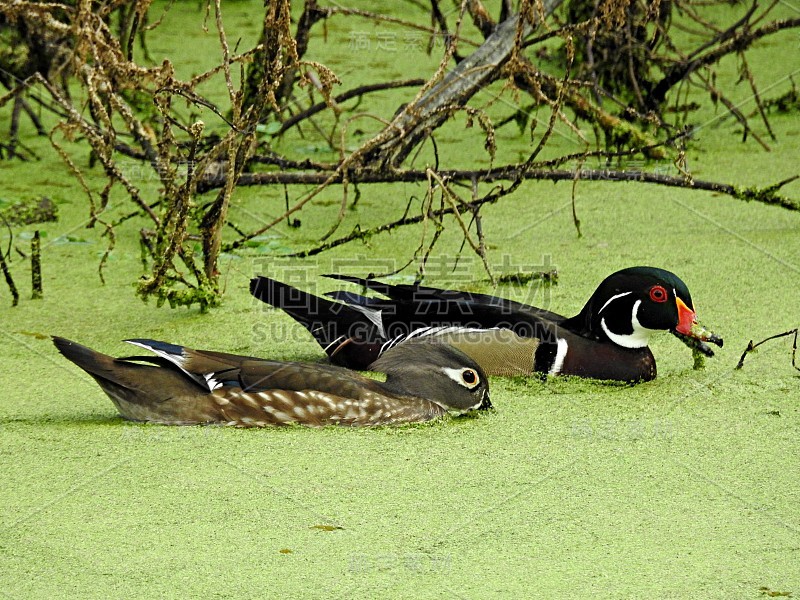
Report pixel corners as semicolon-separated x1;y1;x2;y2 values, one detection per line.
672;325;723;357
687;321;723;347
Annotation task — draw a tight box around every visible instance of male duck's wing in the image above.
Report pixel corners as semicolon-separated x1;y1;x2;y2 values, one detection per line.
249;276;386;350
324;274;566;337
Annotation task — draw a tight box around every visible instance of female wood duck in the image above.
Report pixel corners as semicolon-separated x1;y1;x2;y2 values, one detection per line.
52;337;490;427
250;266;723;383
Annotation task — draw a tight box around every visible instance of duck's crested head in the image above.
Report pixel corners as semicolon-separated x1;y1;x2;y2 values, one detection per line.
568;266;721;350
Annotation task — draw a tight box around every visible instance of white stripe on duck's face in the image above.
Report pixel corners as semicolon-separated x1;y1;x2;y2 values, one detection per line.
600;299;659;349
597;292;662;349
597;291;633;314
440;366;482;390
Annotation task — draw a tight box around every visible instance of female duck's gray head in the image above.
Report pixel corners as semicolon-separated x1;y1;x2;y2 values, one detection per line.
370;341;491;413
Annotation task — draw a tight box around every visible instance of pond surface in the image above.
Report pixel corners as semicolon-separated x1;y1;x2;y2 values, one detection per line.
1;2;799;597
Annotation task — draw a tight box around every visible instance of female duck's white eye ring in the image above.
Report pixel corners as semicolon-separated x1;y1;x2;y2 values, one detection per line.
649;285;668;303
462;369;478;386
442;366;481;388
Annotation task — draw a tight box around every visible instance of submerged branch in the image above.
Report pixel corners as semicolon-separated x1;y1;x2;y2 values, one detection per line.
208;165;798;209
221;167;798;255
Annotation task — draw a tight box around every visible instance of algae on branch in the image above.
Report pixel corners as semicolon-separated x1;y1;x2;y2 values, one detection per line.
0;197;58;226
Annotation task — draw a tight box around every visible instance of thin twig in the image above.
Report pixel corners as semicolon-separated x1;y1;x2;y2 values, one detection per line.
0;216;19;306
276;79;426;135
736;329;799;371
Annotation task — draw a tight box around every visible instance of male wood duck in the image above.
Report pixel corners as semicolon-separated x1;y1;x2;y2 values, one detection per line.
250;266;723;383
53;337;490;427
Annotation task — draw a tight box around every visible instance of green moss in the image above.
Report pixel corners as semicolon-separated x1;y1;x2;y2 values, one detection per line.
0;197;58;226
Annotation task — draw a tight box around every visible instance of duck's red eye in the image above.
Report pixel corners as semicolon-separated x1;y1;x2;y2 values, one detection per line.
462;369;478;385
649;285;668;303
